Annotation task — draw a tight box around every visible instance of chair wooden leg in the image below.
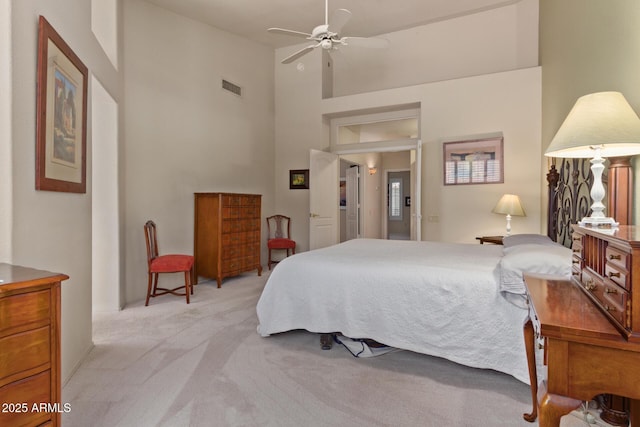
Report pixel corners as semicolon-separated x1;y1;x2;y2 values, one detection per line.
184;271;190;304
145;273;153;306
190;267;195;295
152;273;159;296
268;249;272;270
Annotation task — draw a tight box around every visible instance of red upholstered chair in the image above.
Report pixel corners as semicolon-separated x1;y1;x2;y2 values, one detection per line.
266;215;296;270
144;220;194;306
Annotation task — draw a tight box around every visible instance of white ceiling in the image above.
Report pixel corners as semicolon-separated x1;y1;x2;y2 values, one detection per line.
144;0;522;48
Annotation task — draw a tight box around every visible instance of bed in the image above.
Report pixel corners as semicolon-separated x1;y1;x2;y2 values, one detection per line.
256;232;572;384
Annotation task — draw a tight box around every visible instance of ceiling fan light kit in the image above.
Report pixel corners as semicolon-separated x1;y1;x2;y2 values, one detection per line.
268;0;389;64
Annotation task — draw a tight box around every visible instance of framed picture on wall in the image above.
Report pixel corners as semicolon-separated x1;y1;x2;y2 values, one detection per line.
443;136;504;186
36;16;88;193
289;169;309;189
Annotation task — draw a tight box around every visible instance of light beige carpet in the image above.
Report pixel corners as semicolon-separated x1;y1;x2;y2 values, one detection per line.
62;271;612;427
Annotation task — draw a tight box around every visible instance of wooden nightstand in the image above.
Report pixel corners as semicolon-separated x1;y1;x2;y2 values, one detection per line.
475;235;503;245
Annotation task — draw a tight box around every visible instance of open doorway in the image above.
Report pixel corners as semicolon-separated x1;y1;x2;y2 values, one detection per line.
386;169;411;240
339;149;413;241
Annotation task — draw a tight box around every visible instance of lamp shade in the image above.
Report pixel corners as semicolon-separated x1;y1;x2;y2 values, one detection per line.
492;194;526;217
545;91;640;158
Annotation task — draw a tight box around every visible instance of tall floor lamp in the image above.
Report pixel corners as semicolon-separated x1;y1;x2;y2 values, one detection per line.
544;91;640;227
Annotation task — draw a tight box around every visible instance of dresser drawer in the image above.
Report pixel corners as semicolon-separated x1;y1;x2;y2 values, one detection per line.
0;290;50;336
605;263;629;290
222;219;243;234
241;206;260;218
0;370;52;427
595;281;629;328
0;326;50;384
221;244;243;260
222;194;241;206
581;268;603;293
222;207;240;219
240;195;259;206
581;269;630;331
221;259;243;274
606;246;629;271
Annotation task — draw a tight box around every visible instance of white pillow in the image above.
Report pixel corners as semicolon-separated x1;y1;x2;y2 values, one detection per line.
502;234;555;249
499;243;572;307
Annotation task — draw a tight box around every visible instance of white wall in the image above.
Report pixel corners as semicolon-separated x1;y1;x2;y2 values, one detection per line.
123;1;275;303
275;1;541;249
6;0;123;384
0;0;11;262
332;0;538;97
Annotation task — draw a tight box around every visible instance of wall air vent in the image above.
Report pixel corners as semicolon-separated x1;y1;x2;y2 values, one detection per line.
222;79;242;96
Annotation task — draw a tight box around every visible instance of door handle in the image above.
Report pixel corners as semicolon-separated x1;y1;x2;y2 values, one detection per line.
310;213;320;218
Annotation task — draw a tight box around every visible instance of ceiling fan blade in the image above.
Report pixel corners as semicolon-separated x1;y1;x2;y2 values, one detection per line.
281;44;317;64
268;28;312;39
341;36;390;49
328;9;351;34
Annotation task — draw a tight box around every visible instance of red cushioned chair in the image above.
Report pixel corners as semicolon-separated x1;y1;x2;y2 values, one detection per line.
266;215;296;270
144;220;194;306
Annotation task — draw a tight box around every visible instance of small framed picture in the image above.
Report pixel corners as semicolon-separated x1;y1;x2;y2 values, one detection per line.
443;136;504;186
289;169;309;189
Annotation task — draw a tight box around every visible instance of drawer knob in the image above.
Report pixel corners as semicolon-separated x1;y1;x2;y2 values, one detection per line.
608;272;621;278
604;304;617;313
605;288;618;295
609;254;622;260
538;343;545;350
585;281;597;291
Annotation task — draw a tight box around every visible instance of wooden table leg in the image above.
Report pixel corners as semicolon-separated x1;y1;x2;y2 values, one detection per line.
629;399;640;427
523;317;538;422
538;382;582;427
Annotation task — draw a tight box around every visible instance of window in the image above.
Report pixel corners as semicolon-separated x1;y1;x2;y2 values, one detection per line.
389;178;403;221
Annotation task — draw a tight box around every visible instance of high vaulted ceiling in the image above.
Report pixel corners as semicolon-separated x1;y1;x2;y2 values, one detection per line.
144;0;522;48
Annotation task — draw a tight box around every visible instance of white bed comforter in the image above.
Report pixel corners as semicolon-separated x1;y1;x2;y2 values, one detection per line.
256;239;534;384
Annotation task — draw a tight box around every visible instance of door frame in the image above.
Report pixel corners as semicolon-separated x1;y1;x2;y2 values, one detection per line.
331;141;422;241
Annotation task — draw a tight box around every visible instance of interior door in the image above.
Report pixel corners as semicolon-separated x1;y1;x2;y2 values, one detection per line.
345;166;359;240
309;149;339;250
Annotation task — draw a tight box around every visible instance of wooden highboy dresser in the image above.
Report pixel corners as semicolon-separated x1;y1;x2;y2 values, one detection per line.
194;193;262;287
0;263;68;427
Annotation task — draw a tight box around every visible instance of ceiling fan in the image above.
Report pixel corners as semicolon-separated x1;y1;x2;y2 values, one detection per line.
268;0;390;64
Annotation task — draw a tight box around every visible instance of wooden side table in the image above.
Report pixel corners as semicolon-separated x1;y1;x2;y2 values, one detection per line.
475;235;503;245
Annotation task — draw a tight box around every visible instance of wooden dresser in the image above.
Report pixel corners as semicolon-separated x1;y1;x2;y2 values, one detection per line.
194;193;262;287
0;263;68;427
571;224;640;342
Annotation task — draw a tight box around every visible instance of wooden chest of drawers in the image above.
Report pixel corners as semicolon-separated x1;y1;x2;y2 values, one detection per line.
571;225;640;342
0;263;68;427
194;193;262;287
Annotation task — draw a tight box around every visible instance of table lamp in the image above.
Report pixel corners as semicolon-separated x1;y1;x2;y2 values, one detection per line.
545;92;640;227
493;194;525;235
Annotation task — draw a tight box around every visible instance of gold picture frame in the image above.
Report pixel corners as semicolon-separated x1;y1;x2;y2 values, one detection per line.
36;16;88;193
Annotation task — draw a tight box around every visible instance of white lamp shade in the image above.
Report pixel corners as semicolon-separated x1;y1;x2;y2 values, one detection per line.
545;91;640;158
492;194;526;217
